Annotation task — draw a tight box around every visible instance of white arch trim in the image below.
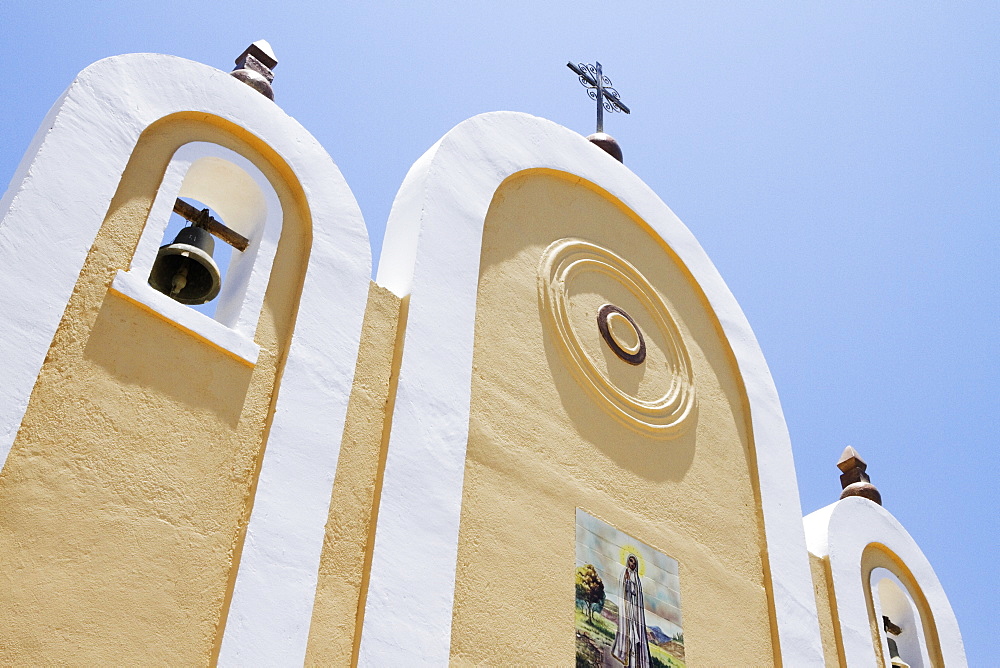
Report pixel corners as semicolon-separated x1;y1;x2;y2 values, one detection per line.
0;54;371;664
362;111;824;665
804;497;967;667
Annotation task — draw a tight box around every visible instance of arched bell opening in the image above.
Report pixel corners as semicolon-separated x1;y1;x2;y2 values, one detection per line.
114;140;284;362
871;568;932;668
143;145;280;330
805;499;965;667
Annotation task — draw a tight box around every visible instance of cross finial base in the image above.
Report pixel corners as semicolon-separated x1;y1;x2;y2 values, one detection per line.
587;133;623;163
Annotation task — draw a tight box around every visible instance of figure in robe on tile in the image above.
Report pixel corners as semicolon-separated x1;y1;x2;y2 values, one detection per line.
611;554;652;668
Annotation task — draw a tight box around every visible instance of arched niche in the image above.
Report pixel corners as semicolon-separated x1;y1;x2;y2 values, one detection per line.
871;567;931;668
804;497;967;667
112;141;283;362
359;111;823;665
0;54;370;666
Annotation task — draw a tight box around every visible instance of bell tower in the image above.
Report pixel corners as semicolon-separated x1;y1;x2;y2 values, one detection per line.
0;47;371;665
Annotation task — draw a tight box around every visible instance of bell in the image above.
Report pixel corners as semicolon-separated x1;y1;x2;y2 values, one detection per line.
887;638;910;668
148;225;222;305
883;617;911;668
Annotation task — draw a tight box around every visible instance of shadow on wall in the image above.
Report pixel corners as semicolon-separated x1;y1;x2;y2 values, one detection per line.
85;293;253;428
541;328;699;484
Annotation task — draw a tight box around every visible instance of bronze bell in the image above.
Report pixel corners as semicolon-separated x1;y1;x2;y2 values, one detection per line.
148;225;222;305
887;638;911;668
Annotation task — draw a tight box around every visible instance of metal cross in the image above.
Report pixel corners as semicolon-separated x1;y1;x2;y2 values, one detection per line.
567;61;630;133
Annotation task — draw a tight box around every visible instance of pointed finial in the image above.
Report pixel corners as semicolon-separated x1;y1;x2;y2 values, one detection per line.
231;40;278;100
837;445;882;505
837;445;866;473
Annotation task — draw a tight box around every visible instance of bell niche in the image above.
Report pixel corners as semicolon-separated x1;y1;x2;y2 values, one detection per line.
111;141;283;364
873;569;932;668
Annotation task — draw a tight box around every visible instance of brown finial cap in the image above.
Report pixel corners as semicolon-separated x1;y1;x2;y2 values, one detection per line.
236;40;277;71
837;445;882;505
837;445;867;473
231;40;277;100
587;133;624;163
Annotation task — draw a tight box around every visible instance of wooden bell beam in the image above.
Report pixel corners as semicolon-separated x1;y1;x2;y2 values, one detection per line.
172;199;250;252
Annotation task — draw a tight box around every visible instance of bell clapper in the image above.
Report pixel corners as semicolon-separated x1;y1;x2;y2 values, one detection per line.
170;259;190;297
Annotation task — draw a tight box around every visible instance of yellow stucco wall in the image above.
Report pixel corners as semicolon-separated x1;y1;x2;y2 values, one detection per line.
0;115;310;665
305;283;404;666
449;170;776;665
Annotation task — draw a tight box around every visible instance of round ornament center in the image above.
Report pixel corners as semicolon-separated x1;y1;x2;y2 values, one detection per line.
597;304;646;365
606;311;641;354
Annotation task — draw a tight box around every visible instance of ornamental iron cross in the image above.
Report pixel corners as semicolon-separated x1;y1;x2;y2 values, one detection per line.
567;61;631;133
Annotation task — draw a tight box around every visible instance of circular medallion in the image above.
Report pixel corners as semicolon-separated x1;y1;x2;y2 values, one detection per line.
538;238;695;436
597;304;646;365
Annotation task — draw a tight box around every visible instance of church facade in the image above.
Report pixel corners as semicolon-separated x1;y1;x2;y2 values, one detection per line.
0;49;966;666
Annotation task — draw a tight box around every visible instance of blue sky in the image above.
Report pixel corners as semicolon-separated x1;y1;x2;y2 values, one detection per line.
1;1;996;662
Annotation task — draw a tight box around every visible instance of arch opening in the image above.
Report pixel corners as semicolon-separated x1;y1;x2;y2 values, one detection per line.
112;141;283;363
871;568;932;668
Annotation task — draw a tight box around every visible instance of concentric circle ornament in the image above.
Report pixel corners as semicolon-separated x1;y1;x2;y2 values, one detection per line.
538;238;695;436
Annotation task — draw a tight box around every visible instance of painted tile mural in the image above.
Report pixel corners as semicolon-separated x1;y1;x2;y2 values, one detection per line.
575;509;685;668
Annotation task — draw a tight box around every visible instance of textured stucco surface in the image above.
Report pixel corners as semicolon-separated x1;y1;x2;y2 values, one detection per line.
305;283;403;665
448;171;774;665
0;117;309;665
